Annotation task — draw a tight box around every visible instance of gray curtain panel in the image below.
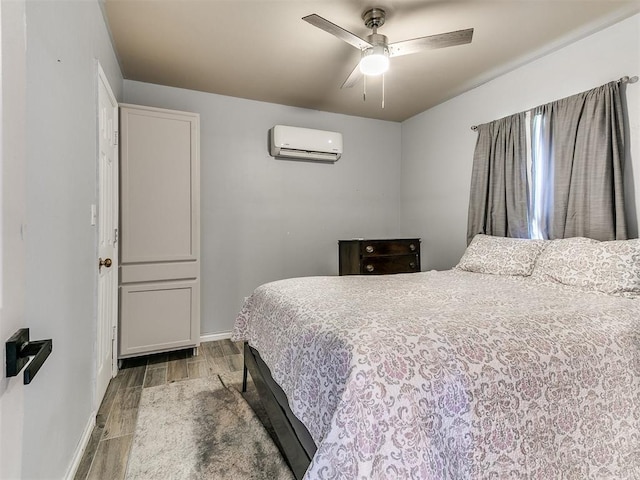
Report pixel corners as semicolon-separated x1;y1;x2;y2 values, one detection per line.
467;112;530;244
533;81;627;240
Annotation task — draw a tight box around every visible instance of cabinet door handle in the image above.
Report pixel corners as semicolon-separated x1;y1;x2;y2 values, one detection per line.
365;245;374;253
366;264;374;272
409;262;416;269
409;244;416;251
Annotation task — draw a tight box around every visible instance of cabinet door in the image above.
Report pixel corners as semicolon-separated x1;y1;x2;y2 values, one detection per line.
119;281;199;357
120;107;199;263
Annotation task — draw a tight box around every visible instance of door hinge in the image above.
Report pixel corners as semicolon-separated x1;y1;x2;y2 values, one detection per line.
114;227;118;245
114;131;119;146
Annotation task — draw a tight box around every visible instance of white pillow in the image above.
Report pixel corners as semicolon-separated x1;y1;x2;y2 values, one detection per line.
456;234;547;276
532;237;640;297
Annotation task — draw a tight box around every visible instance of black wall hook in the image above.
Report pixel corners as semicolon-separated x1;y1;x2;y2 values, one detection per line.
6;328;53;385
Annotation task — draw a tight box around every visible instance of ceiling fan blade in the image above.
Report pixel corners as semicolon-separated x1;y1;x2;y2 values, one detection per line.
303;14;372;50
388;28;474;57
341;63;362;89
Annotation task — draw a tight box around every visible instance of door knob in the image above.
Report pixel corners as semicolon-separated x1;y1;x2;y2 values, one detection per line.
99;257;112;269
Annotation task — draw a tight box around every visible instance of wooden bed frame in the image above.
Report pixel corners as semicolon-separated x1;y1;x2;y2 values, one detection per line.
242;342;313;480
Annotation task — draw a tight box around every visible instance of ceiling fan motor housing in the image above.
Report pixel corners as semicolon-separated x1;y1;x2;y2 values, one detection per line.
367;32;389;48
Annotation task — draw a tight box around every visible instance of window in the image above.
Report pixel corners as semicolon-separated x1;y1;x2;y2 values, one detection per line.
529;112;546;240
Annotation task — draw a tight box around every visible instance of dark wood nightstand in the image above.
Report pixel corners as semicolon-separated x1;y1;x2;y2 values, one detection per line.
338;238;421;275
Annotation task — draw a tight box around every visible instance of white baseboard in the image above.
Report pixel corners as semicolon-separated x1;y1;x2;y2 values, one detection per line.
200;331;233;343
64;411;96;480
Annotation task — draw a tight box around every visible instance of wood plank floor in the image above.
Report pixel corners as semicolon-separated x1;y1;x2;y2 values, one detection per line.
74;339;245;480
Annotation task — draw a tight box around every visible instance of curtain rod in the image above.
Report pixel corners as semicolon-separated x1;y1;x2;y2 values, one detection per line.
619;75;639;84
470;75;638;131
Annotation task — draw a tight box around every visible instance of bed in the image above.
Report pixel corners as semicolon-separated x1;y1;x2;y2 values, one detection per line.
232;235;640;479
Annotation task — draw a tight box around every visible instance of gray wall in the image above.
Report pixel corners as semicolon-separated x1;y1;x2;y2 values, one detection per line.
123;81;402;337
2;1;122;478
400;13;640;271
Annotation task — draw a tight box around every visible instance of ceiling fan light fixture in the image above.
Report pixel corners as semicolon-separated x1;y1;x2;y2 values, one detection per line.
359;45;389;76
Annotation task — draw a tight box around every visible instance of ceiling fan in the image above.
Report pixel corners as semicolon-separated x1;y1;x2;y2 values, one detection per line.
303;8;474;89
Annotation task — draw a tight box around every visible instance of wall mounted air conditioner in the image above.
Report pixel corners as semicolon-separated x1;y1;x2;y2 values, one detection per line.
269;125;343;162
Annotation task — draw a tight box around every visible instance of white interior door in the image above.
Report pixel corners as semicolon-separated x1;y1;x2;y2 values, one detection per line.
0;1;28;477
96;64;118;406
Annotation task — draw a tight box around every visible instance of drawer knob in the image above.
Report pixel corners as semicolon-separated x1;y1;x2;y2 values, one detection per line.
365;245;374;253
409;244;416;251
366;264;374;272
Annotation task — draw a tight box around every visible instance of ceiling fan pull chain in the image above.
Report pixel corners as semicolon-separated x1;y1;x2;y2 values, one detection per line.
382;74;385;109
363;75;367;102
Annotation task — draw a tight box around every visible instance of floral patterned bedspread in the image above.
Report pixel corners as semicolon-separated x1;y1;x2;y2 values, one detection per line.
232;270;640;479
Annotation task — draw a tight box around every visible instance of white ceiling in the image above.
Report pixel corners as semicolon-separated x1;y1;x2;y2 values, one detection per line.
103;0;640;122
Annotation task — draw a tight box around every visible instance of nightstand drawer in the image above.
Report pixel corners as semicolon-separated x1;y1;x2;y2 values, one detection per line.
360;255;419;275
360;239;419;257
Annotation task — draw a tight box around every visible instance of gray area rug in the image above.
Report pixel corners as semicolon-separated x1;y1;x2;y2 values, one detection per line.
126;375;294;480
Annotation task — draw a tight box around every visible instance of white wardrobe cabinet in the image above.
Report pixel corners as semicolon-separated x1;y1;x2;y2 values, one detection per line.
118;104;200;358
